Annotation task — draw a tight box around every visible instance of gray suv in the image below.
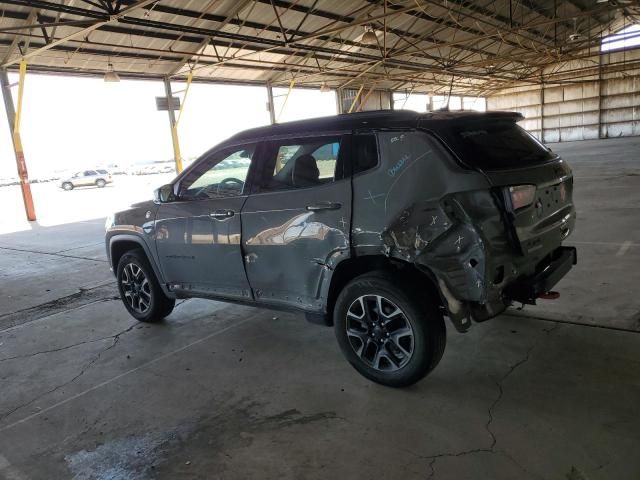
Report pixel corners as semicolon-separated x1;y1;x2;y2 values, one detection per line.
61;169;113;190
106;110;576;387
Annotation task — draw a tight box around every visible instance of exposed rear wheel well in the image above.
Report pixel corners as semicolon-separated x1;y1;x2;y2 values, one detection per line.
326;255;443;324
111;240;144;271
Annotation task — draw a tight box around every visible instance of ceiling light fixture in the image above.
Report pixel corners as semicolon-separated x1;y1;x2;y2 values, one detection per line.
104;63;120;82
361;25;379;45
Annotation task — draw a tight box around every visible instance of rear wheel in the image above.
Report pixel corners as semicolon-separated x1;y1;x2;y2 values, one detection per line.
116;249;175;322
62;182;73;191
96;179;106;188
334;271;446;387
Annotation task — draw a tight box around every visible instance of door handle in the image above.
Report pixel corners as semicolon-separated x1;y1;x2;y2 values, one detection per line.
306;202;342;211
210;209;235;219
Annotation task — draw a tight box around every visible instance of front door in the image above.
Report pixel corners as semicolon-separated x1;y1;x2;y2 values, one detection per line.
241;134;352;311
81;170;97;186
155;144;256;300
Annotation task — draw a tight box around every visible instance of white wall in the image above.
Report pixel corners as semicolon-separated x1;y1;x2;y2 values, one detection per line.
487;47;640;142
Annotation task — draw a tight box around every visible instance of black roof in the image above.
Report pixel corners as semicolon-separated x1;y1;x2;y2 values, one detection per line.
228;110;523;143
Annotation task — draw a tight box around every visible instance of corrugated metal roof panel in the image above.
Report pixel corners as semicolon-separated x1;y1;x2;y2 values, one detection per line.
0;0;628;94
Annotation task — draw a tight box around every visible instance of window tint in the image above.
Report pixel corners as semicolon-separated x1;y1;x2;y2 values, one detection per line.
84;170;97;176
441;121;554;170
259;136;343;192
352;134;378;174
96;169;108;174
179;145;254;200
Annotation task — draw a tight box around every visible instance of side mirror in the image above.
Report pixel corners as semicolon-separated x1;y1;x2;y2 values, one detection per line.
154;184;175;204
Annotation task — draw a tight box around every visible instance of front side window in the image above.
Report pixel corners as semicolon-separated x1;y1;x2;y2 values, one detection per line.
84;170;97;176
259;136;344;192
179;145;255;200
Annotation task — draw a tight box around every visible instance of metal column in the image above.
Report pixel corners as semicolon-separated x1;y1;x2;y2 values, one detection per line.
598;53;604;139
163;77;183;173
266;83;276;124
1;63;36;221
335;88;344;114
540;75;545;143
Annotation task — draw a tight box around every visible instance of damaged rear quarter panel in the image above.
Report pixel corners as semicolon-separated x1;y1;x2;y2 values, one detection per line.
351;130;509;329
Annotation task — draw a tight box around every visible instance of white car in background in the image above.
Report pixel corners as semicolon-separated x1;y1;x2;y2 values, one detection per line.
60;169;113;190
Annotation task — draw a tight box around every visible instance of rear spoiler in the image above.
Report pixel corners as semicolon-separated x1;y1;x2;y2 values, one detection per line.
418;111;524;124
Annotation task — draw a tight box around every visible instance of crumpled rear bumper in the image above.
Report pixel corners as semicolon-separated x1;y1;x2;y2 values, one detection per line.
504;246;577;304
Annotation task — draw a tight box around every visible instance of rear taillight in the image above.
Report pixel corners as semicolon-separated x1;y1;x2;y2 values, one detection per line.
509;185;536;210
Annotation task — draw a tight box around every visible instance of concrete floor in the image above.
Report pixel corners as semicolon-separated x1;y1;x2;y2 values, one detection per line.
0;137;639;479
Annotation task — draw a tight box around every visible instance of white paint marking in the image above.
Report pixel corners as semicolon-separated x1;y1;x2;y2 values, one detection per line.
364;190;384;204
0;315;258;433
616;240;632;256
384;150;432;212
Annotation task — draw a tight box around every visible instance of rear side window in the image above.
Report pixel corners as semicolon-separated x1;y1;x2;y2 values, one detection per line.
352;134;378;175
442;121;554;170
257;135;346;192
97;169;108;174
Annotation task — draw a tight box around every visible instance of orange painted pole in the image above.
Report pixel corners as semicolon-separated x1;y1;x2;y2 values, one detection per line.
1;61;36;221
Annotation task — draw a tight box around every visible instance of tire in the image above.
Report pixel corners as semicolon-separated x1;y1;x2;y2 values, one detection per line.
333;271;446;388
62;182;74;191
96;179;106;188
116;248;175;322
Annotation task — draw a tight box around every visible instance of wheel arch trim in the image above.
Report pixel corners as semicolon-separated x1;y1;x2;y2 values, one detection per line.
321;254;445;322
107;233;172;297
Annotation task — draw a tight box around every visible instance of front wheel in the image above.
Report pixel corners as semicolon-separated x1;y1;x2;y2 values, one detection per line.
334;271;446;387
62;182;73;191
96;179;106;188
116;249;175;322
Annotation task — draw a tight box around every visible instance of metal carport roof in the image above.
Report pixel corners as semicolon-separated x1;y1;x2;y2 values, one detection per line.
0;0;637;95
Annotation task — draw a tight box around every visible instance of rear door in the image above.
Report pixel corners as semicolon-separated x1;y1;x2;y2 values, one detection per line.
241;134;352;311
154;144;256;300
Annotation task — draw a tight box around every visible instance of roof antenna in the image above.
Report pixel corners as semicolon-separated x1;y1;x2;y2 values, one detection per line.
440;75;454;111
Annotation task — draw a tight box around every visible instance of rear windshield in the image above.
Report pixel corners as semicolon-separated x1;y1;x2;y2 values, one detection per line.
441;121;554;170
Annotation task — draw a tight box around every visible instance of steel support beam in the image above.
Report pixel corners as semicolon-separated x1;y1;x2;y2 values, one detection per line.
276;80;295;123
163;77;184;174
2;0;159;67
335;88;344;114
266;83;276;124
598;52;604;139
540;76;545;142
1;63;36;221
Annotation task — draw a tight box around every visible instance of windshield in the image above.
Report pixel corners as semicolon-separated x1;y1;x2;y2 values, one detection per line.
442;121;554;170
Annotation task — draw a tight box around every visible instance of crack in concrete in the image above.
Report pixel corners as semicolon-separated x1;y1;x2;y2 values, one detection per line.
0;323;136;422
0;322;136;362
54;242;104;254
508;309;640;334
0;245;107;263
424;322;561;479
